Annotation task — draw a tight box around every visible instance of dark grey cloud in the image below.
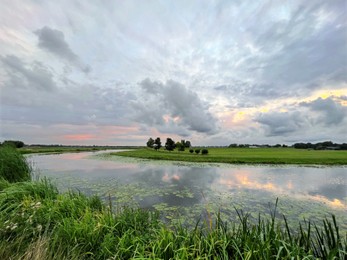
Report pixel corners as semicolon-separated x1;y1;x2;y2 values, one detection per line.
1;55;134;126
212;0;347;104
0;82;134;127
259;2;346;82
1;55;56;91
300;97;346;125
133;79;218;135
34;26;91;73
255;111;304;136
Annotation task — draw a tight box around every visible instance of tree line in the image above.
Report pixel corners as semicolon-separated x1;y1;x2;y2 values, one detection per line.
146;137;191;151
146;137;209;154
293;141;347;150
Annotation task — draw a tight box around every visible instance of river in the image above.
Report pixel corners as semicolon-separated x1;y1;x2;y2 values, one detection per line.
29;150;347;229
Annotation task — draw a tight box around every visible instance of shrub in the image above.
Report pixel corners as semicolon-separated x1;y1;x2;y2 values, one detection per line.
178;145;185;152
201;149;208;155
1;140;25;148
0;146;31;182
195;149;200;154
189;149;194;154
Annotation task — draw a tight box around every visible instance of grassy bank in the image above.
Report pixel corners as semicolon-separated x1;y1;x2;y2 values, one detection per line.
1;179;346;259
1;147;346;259
114;147;347;165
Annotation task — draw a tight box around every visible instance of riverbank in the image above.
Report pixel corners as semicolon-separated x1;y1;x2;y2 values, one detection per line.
2;179;345;259
1;147;346;259
114;147;347;165
18;146;131;155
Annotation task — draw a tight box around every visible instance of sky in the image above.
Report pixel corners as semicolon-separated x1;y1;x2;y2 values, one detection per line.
0;0;346;146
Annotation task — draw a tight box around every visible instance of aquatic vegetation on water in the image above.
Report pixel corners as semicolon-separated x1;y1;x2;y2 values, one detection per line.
45;173;347;234
0;179;346;259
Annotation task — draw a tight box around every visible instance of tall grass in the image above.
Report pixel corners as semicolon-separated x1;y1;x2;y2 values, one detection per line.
0;179;345;259
0;146;31;182
0;147;345;259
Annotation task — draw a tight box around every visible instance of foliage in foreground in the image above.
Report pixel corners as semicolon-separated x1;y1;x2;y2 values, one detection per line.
0;179;346;259
0;146;31;182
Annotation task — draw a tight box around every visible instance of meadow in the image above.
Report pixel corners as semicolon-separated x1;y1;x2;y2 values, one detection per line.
0;146;346;259
114;147;347;165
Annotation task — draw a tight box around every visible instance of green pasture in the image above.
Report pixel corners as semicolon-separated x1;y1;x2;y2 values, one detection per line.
114;147;347;165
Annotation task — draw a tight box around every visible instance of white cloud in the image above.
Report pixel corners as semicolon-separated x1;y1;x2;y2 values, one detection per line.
0;0;346;145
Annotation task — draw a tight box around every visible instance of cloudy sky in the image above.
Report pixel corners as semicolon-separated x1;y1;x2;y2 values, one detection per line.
1;0;346;146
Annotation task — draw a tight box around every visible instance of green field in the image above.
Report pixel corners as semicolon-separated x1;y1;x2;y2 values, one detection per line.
114;147;347;165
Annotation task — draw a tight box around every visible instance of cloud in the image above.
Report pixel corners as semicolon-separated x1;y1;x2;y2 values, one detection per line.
255;111;304;136
133;79;218;135
212;1;347;104
34;26;91;73
1;66;134;127
301;97;346;125
1;55;56;91
1;1;346;145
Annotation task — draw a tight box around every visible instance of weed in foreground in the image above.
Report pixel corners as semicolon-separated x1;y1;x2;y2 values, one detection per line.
0;181;345;259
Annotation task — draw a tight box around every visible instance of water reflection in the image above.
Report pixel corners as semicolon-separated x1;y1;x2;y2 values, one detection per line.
30;151;347;227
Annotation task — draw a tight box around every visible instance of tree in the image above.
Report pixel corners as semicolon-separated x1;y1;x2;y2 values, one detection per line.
146;137;154;148
195;149;200;154
184;140;191;148
201;149;208;155
176;141;185;151
165;138;175;151
154;137;162;150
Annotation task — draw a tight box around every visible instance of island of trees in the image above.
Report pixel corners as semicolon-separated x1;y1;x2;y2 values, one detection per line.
146;137;209;155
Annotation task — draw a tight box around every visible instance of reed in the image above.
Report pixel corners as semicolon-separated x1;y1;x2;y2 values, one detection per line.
0;179;345;259
0;146;31;182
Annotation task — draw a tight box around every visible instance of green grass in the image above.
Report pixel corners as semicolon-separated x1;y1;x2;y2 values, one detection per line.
0;179;346;259
0;146;31;182
114;147;347;165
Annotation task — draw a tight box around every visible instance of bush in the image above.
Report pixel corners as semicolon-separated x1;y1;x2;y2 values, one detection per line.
0;146;31;183
189;149;194;153
194;149;200;154
1;140;25;148
201;149;208;155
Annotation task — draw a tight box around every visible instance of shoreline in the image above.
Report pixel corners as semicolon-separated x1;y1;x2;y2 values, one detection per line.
111;148;347;166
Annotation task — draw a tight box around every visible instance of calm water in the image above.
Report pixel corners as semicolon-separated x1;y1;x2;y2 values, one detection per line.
30;150;347;228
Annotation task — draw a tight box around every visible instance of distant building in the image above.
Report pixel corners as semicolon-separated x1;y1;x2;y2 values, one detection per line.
325;146;340;150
